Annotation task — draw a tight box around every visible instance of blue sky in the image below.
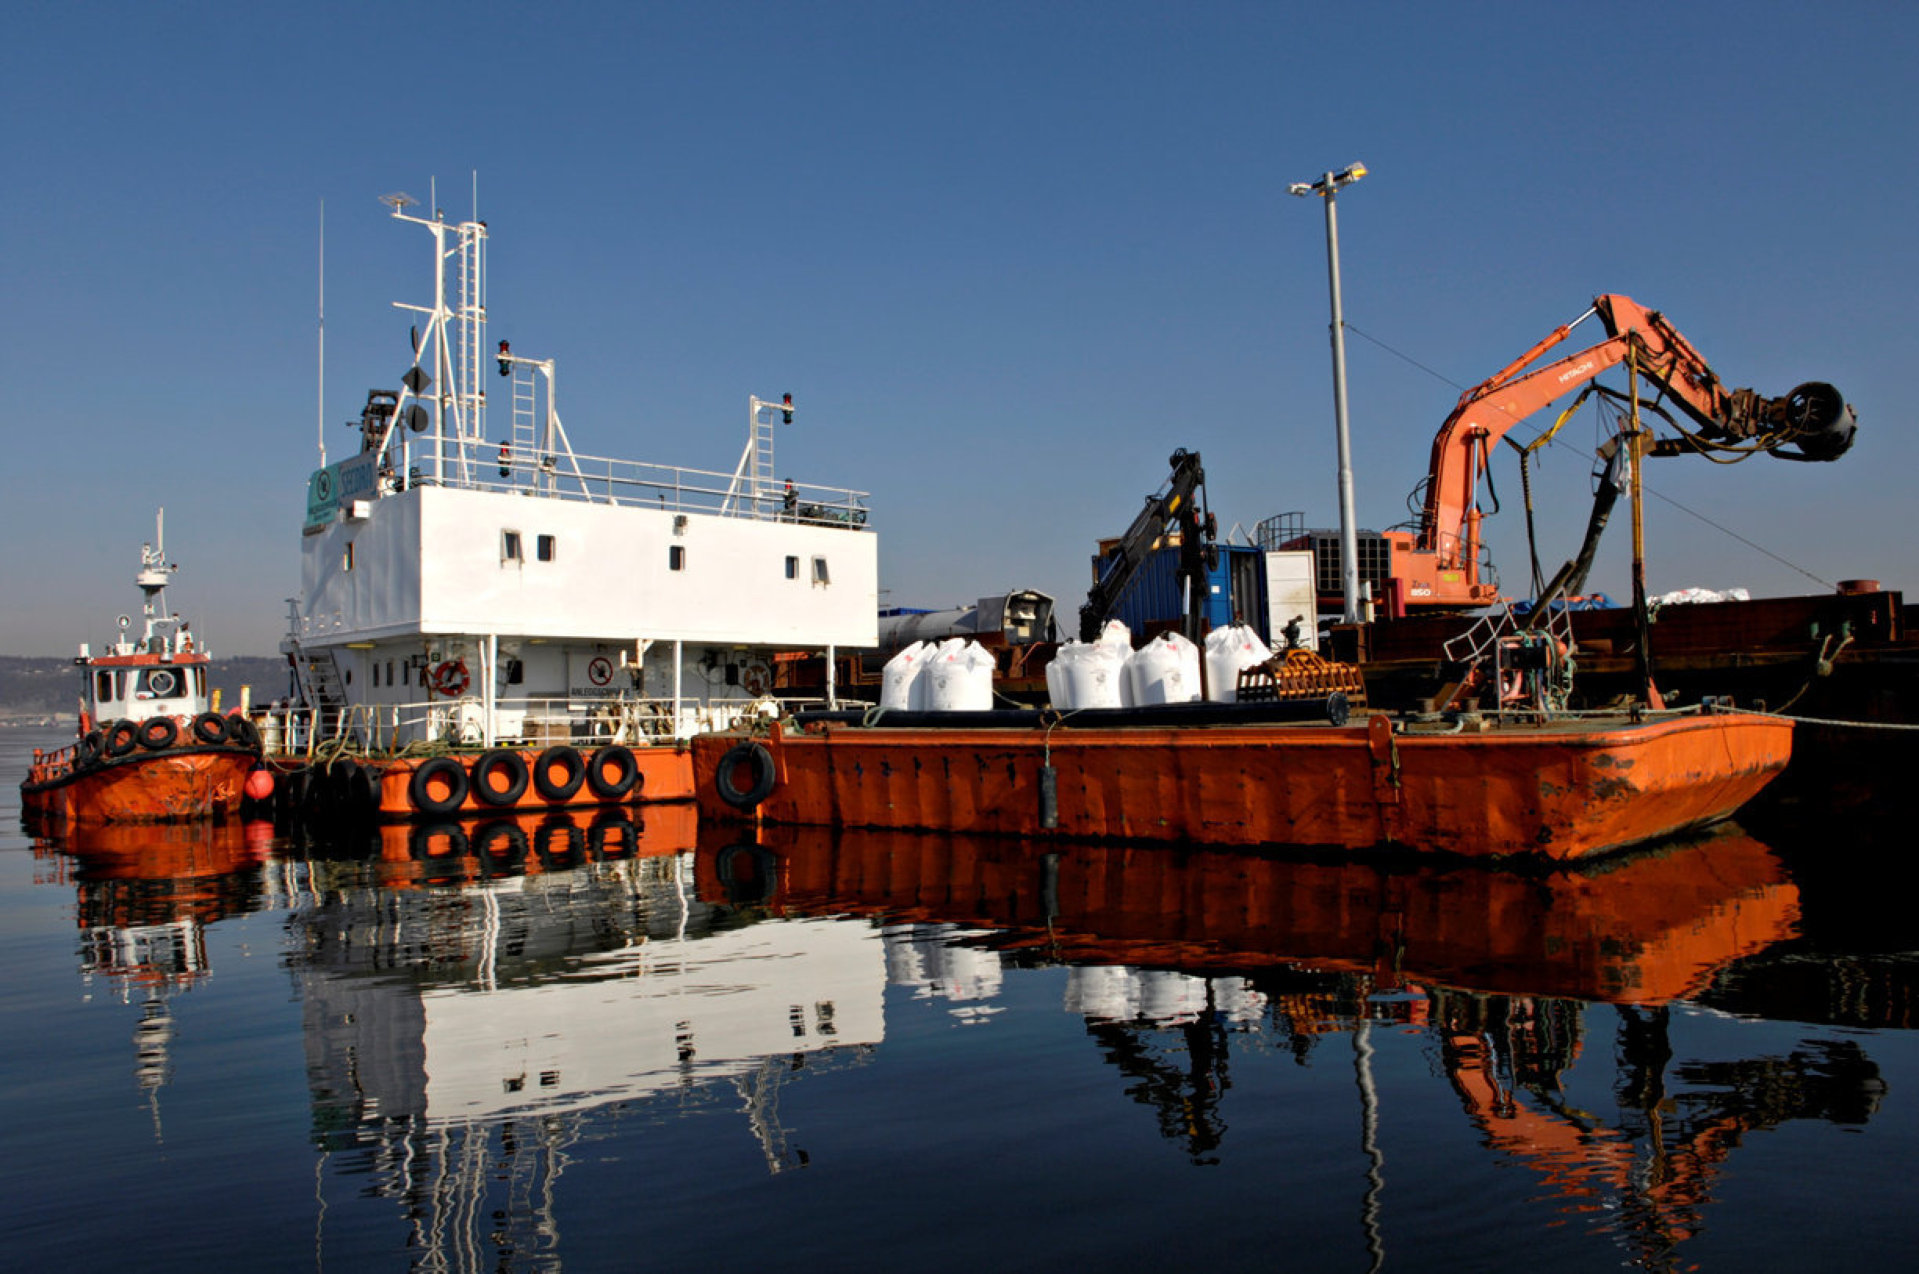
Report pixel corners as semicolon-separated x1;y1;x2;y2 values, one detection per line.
4;2;1914;655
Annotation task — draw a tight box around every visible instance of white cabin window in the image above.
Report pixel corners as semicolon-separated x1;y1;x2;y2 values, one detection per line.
537;534;556;562
343;541;356;571
94;671;113;702
669;545;686;571
503;530;523;563
195;668;206;696
812;556;831;585
785;555;798;580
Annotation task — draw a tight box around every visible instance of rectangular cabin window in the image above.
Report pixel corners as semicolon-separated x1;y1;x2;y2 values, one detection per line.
812;556;831;585
387;659;395;687
537;534;556;562
372;661;381;688
502;530;523;563
785;555;798;580
669;545;686;571
343;541;356;572
507;658;524;685
196;668;206;696
94;671;113;703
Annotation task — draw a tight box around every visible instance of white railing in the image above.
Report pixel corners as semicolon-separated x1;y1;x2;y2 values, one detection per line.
392;437;871;528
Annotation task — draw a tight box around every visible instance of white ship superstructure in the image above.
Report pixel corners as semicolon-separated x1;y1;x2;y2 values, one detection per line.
284;196;876;749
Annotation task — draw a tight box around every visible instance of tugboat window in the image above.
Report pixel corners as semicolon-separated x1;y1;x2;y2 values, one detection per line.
95;671;113;701
670;545;686;571
812;556;831;585
537;534;556;562
785;555;798;580
140;669;183;698
502;530;523;562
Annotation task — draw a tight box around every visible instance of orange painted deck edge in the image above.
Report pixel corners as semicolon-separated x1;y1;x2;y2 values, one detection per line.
693;713;1791;860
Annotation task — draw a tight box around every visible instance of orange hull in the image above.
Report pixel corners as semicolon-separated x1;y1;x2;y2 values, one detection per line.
708;822;1798;1005
268;744;696;822
23;746;257;824
693;710;1792;860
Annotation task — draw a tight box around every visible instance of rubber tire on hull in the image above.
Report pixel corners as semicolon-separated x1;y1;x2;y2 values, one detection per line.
76;731;105;769
138;717;179;751
191;712;228;745
713;742;777;810
472;749;531;807
533;746;588;803
409;756;470;817
105;719;140;758
585;744;640;800
227;715;261;750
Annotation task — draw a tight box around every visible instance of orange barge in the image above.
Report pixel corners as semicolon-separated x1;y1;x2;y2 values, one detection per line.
693;702;1792;861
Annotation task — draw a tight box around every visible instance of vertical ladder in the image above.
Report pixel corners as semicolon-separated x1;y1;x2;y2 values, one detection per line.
750;410;777;510
509;364;539;486
453;220;487;443
290;647;349;740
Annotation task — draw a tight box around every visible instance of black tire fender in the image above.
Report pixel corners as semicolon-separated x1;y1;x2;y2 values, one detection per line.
137;717;180;751
190;712;229;745
408;756;470;816
472;749;530;807
585;744;640;800
713;741;777;810
533;745;587;803
105;719;141;758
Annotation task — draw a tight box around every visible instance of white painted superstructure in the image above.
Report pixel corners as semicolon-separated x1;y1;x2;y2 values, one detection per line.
281;195;877;748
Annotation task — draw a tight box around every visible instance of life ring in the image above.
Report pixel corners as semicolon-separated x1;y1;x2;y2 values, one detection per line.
431;659;470;698
472;820;529;870
713;741;777;810
472;749;530;806
585;744;640;800
534;816;584;868
741;659;773;698
76;731;105;769
408;756;470;816
409;822;469;863
190;712;229;745
533;745;587;802
145;668;179;697
226;714;262;750
137;717;179;751
588;808;638;858
105;719;140;758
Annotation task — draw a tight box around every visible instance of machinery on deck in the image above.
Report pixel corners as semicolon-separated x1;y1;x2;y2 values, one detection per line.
1081;449;1217;641
1272;295;1858;616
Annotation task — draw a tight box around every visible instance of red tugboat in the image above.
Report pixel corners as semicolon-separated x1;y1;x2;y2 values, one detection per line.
21;512;264;825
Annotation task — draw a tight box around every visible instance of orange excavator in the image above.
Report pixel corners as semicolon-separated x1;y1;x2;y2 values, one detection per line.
1366;295;1857;614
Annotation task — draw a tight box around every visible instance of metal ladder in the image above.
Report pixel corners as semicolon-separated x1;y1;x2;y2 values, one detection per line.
290;646;349;740
508;363;539;485
749;408;777;510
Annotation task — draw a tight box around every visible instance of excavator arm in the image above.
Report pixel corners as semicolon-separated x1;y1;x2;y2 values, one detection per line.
1412;295;1856;604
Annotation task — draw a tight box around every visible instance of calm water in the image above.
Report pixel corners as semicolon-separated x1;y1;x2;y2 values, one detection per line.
4;723;1916;1273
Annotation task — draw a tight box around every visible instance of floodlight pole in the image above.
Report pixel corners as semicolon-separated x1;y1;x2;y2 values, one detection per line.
1289;164;1368;624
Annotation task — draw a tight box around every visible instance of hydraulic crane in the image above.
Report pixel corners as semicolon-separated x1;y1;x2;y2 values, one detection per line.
1080;449;1216;641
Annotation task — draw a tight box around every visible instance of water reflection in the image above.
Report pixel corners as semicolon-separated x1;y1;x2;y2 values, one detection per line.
26;809;1908;1272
